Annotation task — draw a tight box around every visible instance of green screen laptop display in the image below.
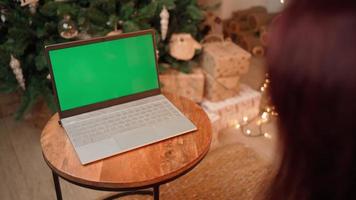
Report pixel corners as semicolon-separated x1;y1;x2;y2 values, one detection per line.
49;33;159;111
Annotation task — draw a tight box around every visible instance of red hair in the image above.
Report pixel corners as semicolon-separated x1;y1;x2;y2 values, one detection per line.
264;1;356;200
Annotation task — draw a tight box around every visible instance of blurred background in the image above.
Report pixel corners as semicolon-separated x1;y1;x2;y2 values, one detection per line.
0;0;284;199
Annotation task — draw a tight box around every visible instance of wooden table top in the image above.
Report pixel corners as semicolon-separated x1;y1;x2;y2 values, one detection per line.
40;94;212;189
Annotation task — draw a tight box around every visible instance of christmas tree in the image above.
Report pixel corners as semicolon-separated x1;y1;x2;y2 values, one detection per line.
0;0;205;118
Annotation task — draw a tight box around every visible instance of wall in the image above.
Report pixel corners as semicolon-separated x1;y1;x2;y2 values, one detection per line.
199;0;285;19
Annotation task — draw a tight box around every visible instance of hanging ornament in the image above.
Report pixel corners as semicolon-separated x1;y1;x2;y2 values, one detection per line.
9;55;25;90
0;14;5;23
28;1;38;14
19;0;38;14
0;9;6;23
1;5;8;25
58;15;78;39
20;0;38;6
160;6;169;41
0;14;6;31
169;33;202;61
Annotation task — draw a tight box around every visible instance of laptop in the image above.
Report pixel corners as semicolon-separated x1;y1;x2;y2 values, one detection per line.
45;29;197;165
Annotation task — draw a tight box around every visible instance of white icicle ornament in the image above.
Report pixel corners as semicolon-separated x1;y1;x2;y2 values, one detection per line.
9;55;25;90
160;6;169;41
169;33;202;61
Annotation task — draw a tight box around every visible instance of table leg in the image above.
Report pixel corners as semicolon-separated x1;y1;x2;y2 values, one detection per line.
52;172;63;200
153;185;160;200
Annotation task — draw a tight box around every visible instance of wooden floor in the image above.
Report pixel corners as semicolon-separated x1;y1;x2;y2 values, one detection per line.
0;117;114;199
0;57;277;200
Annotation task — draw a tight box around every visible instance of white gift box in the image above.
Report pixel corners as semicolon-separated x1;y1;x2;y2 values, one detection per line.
202;84;261;132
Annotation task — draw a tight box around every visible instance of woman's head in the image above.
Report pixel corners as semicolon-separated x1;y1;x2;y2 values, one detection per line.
266;1;356;200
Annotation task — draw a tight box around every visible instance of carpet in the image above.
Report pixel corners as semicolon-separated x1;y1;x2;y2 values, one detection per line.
115;143;271;200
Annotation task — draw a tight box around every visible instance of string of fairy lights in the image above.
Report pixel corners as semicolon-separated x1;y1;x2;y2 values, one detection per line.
237;0;285;137
234;73;278;138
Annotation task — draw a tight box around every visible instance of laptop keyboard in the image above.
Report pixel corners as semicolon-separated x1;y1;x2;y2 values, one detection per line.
65;100;181;147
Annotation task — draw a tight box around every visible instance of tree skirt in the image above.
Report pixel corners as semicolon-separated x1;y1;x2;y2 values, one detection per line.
114;143;271;200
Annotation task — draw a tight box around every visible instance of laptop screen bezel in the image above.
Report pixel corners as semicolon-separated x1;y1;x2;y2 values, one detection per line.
45;29;161;119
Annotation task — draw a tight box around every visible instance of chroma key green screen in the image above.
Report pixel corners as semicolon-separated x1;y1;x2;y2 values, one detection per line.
49;33;159;111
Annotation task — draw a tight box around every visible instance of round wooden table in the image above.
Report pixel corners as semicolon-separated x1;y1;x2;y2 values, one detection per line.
41;94;212;200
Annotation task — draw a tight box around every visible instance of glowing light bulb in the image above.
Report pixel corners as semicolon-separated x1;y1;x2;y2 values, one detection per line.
261;112;269;122
264;132;272;139
246;129;251;135
271;111;279;116
280;0;284;4
256;120;262;126
243;116;248;122
235;123;241;129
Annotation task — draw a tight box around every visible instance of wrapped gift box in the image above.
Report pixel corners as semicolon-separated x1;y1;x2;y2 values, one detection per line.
202;40;251;102
202;84;261;131
202;41;251;78
159;68;205;103
203;108;223;150
205;72;240;102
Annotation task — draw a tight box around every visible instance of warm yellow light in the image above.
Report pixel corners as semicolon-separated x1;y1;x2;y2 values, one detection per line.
264;133;272;139
271;111;279;116
256;120;262;126
261;112;269;122
280;0;284;4
243;116;248;122
246;129;251;135
235;123;241;129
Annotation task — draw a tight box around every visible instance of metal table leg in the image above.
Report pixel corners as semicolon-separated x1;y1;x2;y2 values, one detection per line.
52;171;160;200
102;190;153;200
153;185;160;200
52;172;63;200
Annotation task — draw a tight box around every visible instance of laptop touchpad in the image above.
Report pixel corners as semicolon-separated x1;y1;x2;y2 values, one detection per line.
76;139;119;164
114;126;159;150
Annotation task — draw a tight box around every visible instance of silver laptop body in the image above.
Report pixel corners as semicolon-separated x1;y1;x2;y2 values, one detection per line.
45;30;197;165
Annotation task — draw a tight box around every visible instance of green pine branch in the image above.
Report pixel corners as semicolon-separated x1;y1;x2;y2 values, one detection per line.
0;0;208;119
